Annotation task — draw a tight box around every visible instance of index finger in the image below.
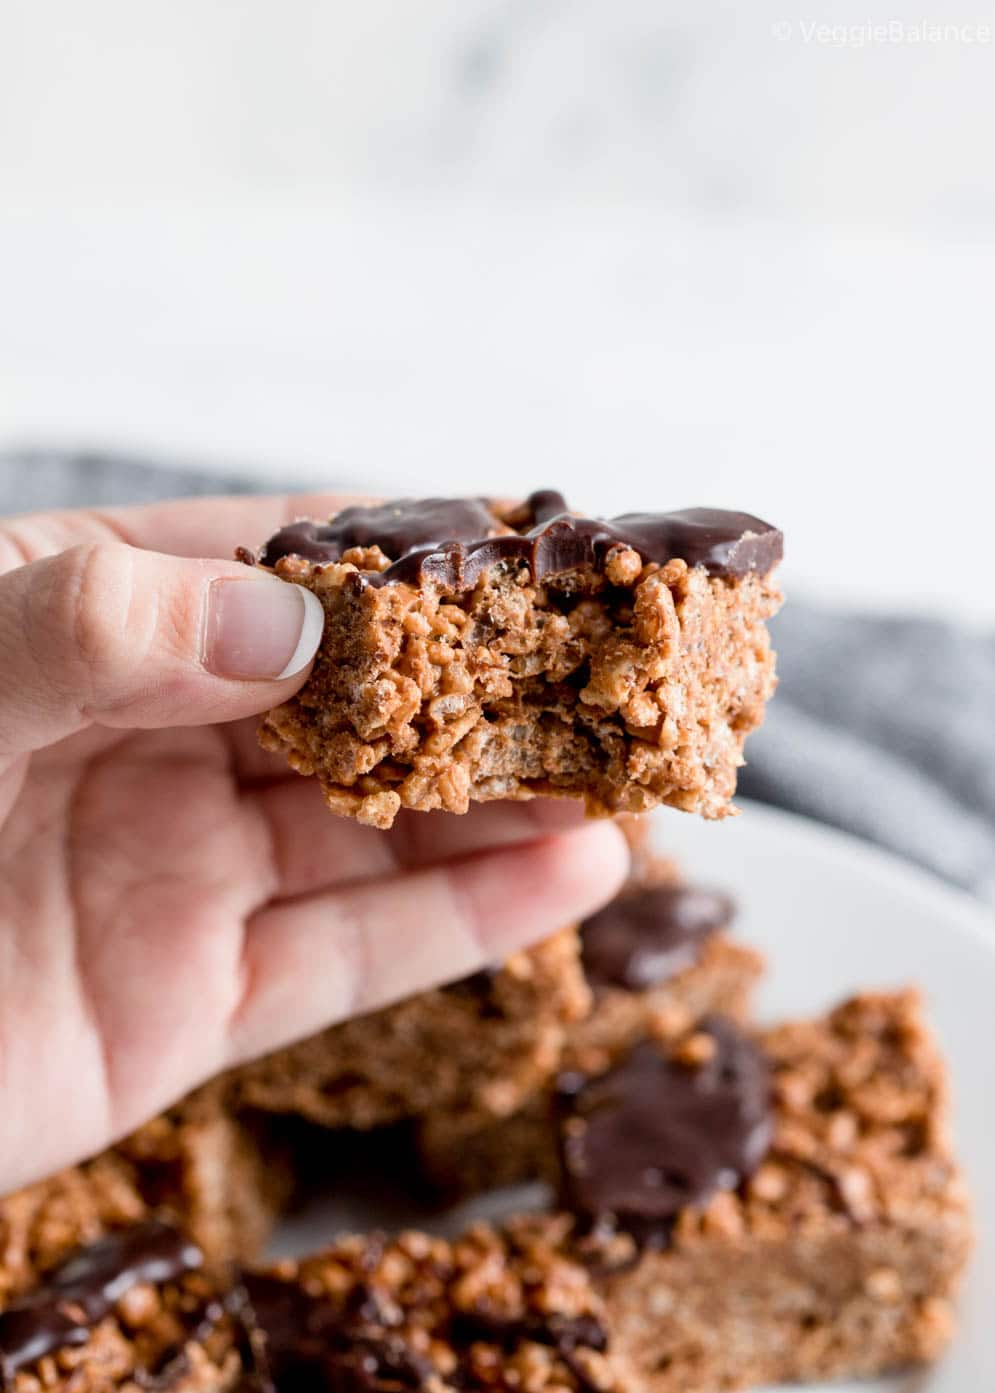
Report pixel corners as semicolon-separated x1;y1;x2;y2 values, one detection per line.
0;491;374;575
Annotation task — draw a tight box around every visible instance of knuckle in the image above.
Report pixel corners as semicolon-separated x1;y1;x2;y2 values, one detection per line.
41;542;147;703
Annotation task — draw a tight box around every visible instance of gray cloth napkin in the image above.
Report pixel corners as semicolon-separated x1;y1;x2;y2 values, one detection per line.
2;451;992;899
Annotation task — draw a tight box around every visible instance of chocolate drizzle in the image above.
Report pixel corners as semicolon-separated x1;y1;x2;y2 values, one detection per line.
580;884;734;991
0;1221;203;1385
448;1311;608;1393
240;1273;431;1393
258;499;498;567
256;491;782;590
558;1019;772;1249
450;1309;607;1357
241;1271;609;1393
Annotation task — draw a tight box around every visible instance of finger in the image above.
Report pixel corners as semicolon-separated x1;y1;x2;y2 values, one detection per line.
0;541;325;762
390;799;591;864
249;780;596;899
228;822;629;1064
0;492;369;575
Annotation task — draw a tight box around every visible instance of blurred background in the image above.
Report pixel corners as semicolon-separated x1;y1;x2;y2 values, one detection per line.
0;0;992;887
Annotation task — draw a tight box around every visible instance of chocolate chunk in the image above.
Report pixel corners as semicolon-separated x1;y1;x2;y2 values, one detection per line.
241;1274;430;1393
0;1221;203;1384
448;1309;609;1393
135;1298;228;1392
451;1309;607;1356
581;885;734;991
558;1019;772;1247
243;1270;609;1393
257;492;782;588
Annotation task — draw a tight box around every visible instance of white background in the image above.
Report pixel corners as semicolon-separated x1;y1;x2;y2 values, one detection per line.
1;0;993;617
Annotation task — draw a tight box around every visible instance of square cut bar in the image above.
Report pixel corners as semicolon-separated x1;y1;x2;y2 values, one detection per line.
246;492;783;827
223;929;591;1129
431;992;973;1391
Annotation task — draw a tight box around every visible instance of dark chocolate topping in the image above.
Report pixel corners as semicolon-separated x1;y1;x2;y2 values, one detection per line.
257;491;782;588
558;1018;772;1247
450;1309;607;1357
242;1271;608;1393
448;1310;608;1393
521;489;570;526
257;498;497;567
580;884;734;991
135;1297;228;1392
0;1221;203;1383
242;1273;430;1393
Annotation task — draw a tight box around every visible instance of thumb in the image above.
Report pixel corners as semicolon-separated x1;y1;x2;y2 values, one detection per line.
0;540;324;758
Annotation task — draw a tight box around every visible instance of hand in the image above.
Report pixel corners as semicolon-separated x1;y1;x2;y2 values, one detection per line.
0;494;628;1194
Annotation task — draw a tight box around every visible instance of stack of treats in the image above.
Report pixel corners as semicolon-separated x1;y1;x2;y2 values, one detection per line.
0;494;971;1393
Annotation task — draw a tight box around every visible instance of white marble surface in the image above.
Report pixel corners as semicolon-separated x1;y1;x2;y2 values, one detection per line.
1;0;993;618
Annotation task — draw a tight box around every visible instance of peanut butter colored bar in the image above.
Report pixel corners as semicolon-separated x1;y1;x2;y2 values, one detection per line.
572;993;971;1388
224;818;650;1133
431;993;972;1391
224;929;590;1128
0;1098;285;1308
246;492;782;828
224;829;753;1135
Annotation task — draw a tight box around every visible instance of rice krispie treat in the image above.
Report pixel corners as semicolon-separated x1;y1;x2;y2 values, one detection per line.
244;491;782;827
419;874;763;1193
224;929;591;1129
434;993;971;1391
578;992;972;1389
0;1099;284;1308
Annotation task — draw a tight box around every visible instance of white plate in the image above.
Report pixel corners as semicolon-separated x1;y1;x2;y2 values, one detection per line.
274;801;995;1393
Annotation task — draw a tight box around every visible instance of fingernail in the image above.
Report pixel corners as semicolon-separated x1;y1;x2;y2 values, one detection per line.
203;578;325;680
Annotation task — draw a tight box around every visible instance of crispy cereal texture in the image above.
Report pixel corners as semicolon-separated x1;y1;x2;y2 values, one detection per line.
256;508;781;828
0;1258;242;1393
0;1096;284;1306
418;934;763;1194
248;1216;624;1393
224;929;590;1129
418;823;763;1195
596;991;972;1390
